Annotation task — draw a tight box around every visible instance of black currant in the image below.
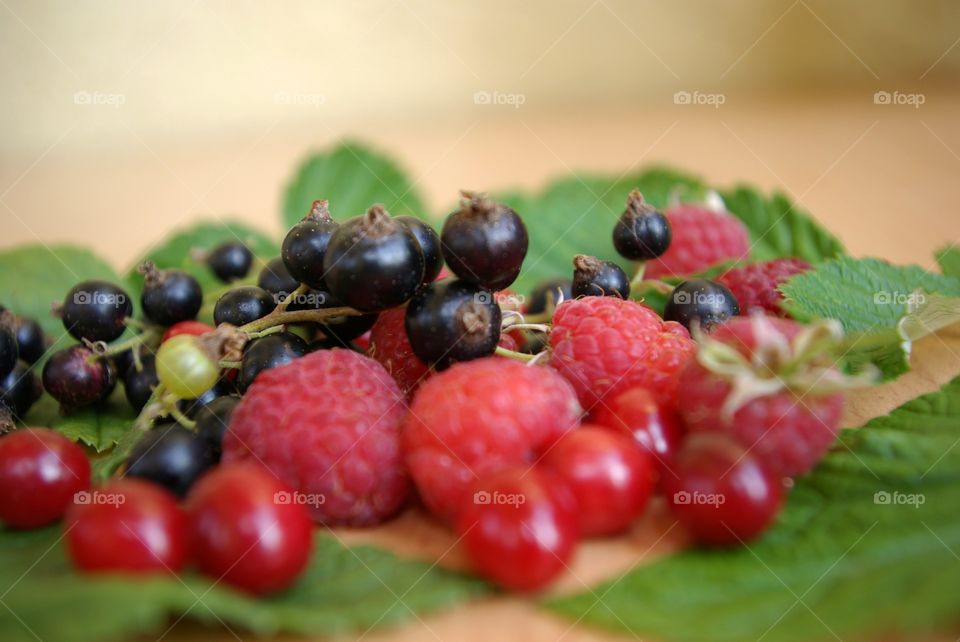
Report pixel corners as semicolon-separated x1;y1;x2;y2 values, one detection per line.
0;361;41;420
258;256;300;298
11;316;46;365
527;278;572;315
42;345;116;409
281;200;340;290
194;396;240;461
441;191;528;291
405;279;502;371
139;263;203;326
572;255;630;299
612;189;672;261
61;280;133;342
663;279;740;333
213;286;276;327
206;241;253;283
122;354;159;412
238;331;308;391
520;332;550;355
0;325;17;379
177;378;239;418
125;423;217;497
397;215;444;284
289;288;378;344
323;205;425;312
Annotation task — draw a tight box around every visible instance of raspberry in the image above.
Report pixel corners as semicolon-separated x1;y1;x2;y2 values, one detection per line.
403;358;580;523
678;316;847;478
223;349;409;526
368;307;431;399
645;203;749;279
548;297;695;411
717;258;811;317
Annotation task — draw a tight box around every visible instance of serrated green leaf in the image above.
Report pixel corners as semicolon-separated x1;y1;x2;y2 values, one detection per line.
545;376;960;642
282;141;427;228
936;245;960;278
22;389;134;453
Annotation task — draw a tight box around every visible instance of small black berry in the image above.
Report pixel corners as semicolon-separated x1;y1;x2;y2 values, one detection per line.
441;191;528;291
527;278;572;315
11;316;46;365
206;241;253;282
177;378;239;418
405;279;502;371
612;189;671;261
139;263;203;326
0;325;17;379
0;361;41;419
125;423;217;497
122;354;159;412
397;215;444;284
194;396;240;461
571;255;630;299
61;280;133;342
238;331;308;391
281;200;340;290
213;286;276;327
258;256;300;298
664;279;740;333
42;345;116;409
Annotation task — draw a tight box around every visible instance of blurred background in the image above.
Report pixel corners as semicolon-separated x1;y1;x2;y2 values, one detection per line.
1;0;958;269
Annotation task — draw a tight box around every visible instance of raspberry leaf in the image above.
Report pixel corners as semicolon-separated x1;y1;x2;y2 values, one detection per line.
545;375;960;642
936;245;960;278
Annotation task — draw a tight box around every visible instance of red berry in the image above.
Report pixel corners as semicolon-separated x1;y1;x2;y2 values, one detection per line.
403;357;580;523
456;466;578;591
663;434;783;546
548;297;695;411
717;258;812;317
540;425;656;536
224;349;409;526
367;307;431;399
592;387;684;473
645;203;749;279
65;479;187;574
162;320;214;343
0;428;91;528
497;330;520;352
186;463;313;595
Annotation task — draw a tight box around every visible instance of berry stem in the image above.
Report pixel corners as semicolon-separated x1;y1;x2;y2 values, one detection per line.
85;327;162;363
503;323;551;333
628;261;648;292
275;283;308;314
495;346;537;362
218;360;242;369
632;278;675;296
164;399;197;430
238;306;361;335
245;325;284;340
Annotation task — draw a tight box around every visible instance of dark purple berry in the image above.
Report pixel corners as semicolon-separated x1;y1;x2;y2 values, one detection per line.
1;361;41;419
11;316;46;365
206;241;253;283
61;280;132;342
0;326;17;379
397;215;444;284
527;278;572;315
613;190;671;261
42;346;115;409
281;200;340;290
122;354;158;412
194;396;240;461
140;263;203;326
572;255;630;299
664;279;740;333
213;286;275;327
238;332;308;391
258;256;300;299
125;423;217;497
177;379;239;418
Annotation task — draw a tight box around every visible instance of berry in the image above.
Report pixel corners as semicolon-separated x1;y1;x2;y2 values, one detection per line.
403;357;580;523
571;254;630;299
592;386;684;474
206;241;253;283
367;307;430;399
717;258;812;317
238;331;308;391
663;433;783;546
288;288;378;344
0;428;91;528
11;316;46;364
612;189;671;261
155;334;219;400
186;463;313;594
323;205;425;312
549;297;696;411
645;202;750;279
139;264;203;326
678;316;847;477
258;256;300;298
125;423;217;497
161;320;214;343
42;346;115;409
65;479;187;574
61;280;133;342
541;425;656;536
441;191;528;291
663;279;740;333
397;215;444;284
0;361;41;419
0;325;17;378
224;349;409;526
194;396;240;461
122;354;159;411
404;279;501;371
177;378;239;418
527;278;571;315
281;200;339;290
213;286;276;327
456;466;578;591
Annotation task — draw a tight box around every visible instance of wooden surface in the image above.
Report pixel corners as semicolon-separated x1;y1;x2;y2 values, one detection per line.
2;92;958;641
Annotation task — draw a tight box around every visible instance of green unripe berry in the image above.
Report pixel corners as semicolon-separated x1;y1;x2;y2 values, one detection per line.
156;335;219;400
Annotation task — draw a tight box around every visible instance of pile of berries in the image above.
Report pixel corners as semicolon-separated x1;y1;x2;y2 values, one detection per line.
0;185;866;594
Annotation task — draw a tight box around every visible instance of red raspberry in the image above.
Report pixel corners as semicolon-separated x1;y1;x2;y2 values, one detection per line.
548;297;695;411
678;316;845;477
645;203;749;279
403;357;581;523
368;307;431;399
223;348;409;526
717;258;811;317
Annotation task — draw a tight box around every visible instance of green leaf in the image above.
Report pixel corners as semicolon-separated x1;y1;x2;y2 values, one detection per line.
545;375;960;642
0;530;488;642
935;245;960;278
282;141;427;228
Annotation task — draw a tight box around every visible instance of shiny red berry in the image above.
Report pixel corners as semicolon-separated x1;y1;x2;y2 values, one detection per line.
592;386;684;475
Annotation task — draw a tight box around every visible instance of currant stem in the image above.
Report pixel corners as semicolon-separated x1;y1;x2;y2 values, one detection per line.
245;325;284;340
238;306;361;334
503;323;551;333
628;261;648;292
275;283;309;314
632;278;675;296
86;327;162;364
165;399;197;430
495;346;536;362
218;360;242;369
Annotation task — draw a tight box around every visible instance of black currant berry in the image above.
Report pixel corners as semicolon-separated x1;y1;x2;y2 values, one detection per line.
213;286;276;327
440;191;528;291
122;354;159;412
194;396;240;461
139;263;203;326
238;332;307;391
206;241;253;283
281;200;340;290
125;423;217;497
397;215;444;284
258;256;300;299
527;278;572;315
42;345;115;409
61;280;133;342
177;379;239;418
323;205;425;312
0;361;41;419
520;331;550;355
0;325;17;379
572;255;630;299
289;288;378;344
612;189;672;261
664;279;740;333
11;316;46;365
405;279;502;371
